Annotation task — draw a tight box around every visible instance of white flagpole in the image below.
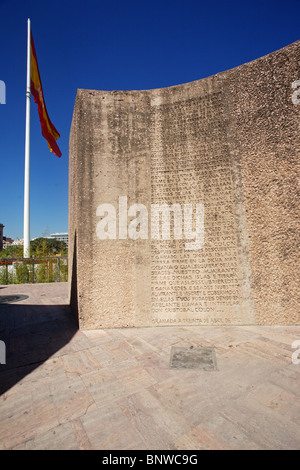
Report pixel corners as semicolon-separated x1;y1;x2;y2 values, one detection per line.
23;18;31;258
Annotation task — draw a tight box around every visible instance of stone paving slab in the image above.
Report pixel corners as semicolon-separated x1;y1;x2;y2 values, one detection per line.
0;282;299;450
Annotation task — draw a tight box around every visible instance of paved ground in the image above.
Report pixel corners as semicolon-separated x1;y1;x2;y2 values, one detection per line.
0;282;299;450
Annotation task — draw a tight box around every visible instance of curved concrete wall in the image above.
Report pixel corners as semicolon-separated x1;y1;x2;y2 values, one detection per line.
69;40;300;328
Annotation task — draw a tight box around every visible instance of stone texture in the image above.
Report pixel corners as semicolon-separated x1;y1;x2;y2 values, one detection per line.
69;40;300;329
1;283;300;450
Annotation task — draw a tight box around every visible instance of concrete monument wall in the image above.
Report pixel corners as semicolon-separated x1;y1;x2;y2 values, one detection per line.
69;40;300;329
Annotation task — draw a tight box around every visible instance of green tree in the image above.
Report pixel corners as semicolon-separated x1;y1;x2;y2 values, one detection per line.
30;238;67;257
0;245;23;259
15;262;30;284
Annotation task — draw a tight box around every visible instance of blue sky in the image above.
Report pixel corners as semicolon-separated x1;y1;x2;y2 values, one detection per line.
0;0;299;240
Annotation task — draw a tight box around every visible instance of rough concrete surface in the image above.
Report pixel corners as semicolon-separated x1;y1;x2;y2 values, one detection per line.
69;40;300;329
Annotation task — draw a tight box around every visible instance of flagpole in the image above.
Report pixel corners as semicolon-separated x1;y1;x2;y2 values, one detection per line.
23;18;31;258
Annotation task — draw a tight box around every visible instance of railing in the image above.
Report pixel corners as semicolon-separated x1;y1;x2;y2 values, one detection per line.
0;257;68;285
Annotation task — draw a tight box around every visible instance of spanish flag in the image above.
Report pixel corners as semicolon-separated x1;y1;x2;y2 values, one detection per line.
30;33;62;157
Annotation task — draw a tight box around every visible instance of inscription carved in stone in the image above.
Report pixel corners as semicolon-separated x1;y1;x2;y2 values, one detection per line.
69;40;300;329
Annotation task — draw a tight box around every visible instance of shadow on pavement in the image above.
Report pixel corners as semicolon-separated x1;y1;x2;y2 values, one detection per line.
0;301;78;395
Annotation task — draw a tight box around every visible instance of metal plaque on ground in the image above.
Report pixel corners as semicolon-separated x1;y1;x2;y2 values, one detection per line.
169;346;218;371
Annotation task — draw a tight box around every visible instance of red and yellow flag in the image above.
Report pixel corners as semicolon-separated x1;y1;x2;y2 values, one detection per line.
30;33;62;157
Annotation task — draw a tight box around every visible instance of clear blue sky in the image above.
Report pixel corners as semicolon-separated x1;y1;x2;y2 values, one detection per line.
0;0;299;240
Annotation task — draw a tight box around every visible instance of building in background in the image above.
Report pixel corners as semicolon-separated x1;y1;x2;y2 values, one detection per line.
11;239;24;246
49;233;68;248
3;237;14;248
